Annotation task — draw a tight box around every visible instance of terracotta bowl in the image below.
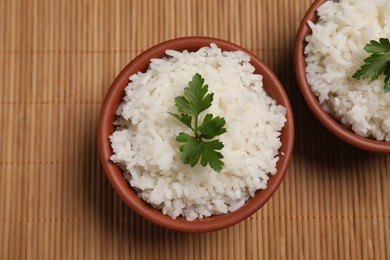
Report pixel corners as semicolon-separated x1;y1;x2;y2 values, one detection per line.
295;0;390;153
98;36;295;232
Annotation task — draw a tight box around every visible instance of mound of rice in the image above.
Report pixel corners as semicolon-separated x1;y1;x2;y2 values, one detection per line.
305;0;390;141
109;43;286;221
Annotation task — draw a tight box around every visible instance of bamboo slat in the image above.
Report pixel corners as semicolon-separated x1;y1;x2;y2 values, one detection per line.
0;0;389;259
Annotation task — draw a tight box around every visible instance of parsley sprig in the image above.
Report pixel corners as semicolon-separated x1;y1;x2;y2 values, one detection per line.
352;38;390;93
169;73;226;172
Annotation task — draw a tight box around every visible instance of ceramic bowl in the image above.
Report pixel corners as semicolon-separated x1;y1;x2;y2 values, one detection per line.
98;36;295;232
295;0;390;153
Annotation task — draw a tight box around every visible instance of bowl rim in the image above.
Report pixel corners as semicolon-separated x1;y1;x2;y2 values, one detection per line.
294;0;390;153
98;36;295;232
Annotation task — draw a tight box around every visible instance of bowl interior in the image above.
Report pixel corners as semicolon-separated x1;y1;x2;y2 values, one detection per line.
294;0;390;153
98;36;294;232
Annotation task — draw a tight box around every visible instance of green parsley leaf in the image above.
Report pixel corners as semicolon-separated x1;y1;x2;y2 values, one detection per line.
364;38;390;53
199;140;224;172
352;53;390;80
175;133;203;166
385;76;390;93
175;133;224;172
168;113;193;130
169;73;226;172
352;38;390;93
198;114;227;139
174;73;214;117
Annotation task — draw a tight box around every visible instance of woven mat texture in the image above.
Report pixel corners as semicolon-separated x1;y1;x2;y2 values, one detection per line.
1;0;389;259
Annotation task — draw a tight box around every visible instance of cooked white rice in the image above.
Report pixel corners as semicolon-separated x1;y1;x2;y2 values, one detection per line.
305;0;390;141
109;44;286;221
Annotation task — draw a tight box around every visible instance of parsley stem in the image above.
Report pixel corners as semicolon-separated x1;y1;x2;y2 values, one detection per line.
194;113;199;134
194;119;200;141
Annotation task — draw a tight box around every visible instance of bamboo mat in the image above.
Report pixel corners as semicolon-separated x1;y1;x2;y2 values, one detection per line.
0;0;389;259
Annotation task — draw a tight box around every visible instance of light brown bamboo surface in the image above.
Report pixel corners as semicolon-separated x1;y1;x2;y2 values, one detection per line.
0;0;389;259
